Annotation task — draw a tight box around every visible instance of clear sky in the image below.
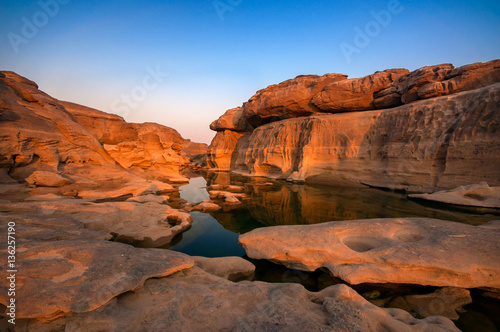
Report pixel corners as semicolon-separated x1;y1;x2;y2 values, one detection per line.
1;0;499;143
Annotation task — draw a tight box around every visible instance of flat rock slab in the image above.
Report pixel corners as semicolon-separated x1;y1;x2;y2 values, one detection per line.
0;239;193;319
21;267;459;331
239;218;500;288
409;182;500;208
0;200;193;247
0;214;112;241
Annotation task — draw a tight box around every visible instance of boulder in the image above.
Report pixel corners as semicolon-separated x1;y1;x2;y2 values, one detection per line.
191;201;221;211
206;130;248;171
239;218;500;288
61;101;193;177
242;74;347;128
395;64;455;103
25;171;71;187
311;69;409;112
210;107;253;132
207;60;500;193
0;239;193;319
417;59;500;100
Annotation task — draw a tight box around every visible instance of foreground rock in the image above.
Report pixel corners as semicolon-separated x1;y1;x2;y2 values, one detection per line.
239;218;500;288
0;239;193;320
207;60;500;192
20;267;459;331
0;199;193;247
409;182;500;209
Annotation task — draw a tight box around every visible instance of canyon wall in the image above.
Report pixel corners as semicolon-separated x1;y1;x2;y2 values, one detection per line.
208;60;500;192
0;71;206;181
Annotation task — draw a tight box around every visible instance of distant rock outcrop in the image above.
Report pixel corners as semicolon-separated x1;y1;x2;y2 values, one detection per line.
208;60;500;192
0;71;207;182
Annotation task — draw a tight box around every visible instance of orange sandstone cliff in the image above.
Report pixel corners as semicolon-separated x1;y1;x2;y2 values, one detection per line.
0;71;207;182
207;60;500;192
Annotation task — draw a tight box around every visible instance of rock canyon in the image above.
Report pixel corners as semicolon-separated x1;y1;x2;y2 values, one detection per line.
1;60;499;331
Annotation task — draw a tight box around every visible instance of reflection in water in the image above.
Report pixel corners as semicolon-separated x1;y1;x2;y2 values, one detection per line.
172;173;500;330
243;182;497;227
179;177;210;203
168;212;245;257
171;173;498;257
169;177;245;257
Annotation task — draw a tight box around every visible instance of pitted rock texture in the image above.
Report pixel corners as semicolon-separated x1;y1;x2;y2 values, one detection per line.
239;218;500;288
0;239;193;320
19;267;459;332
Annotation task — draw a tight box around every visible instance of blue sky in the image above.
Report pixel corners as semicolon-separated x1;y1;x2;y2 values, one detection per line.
1;0;499;143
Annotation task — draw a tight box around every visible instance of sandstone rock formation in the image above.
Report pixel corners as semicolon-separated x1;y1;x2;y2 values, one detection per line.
61;101;204;180
25;171;71;187
193;256;255;281
409;182;500;209
0;71;116;180
0;71;206;183
239;218;500;288
0;239;193;320
311;69;409;111
208;60;500;192
0;198;192;247
19;267;459;332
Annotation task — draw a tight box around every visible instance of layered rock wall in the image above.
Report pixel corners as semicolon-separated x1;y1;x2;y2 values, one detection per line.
0;71;206;181
208;60;500;192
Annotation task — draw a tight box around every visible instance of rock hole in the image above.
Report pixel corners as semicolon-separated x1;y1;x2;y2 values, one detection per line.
342;236;383;253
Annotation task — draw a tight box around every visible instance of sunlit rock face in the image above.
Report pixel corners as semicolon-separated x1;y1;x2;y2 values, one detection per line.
208;60;500;192
0;71;117;180
0;71;206;181
61;101;202;177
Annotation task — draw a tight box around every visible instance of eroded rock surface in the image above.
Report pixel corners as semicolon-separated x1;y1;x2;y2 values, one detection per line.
209;83;500;192
0;71;205;184
207;60;500;193
19;267;459;332
239;218;500;288
0;239;193;320
25;171;71;187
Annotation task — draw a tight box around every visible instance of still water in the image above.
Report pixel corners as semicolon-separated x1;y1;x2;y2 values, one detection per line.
168;174;500;331
169;174;498;257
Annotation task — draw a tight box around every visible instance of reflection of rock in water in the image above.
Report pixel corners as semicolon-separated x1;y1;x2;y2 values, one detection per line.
243;181;498;227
